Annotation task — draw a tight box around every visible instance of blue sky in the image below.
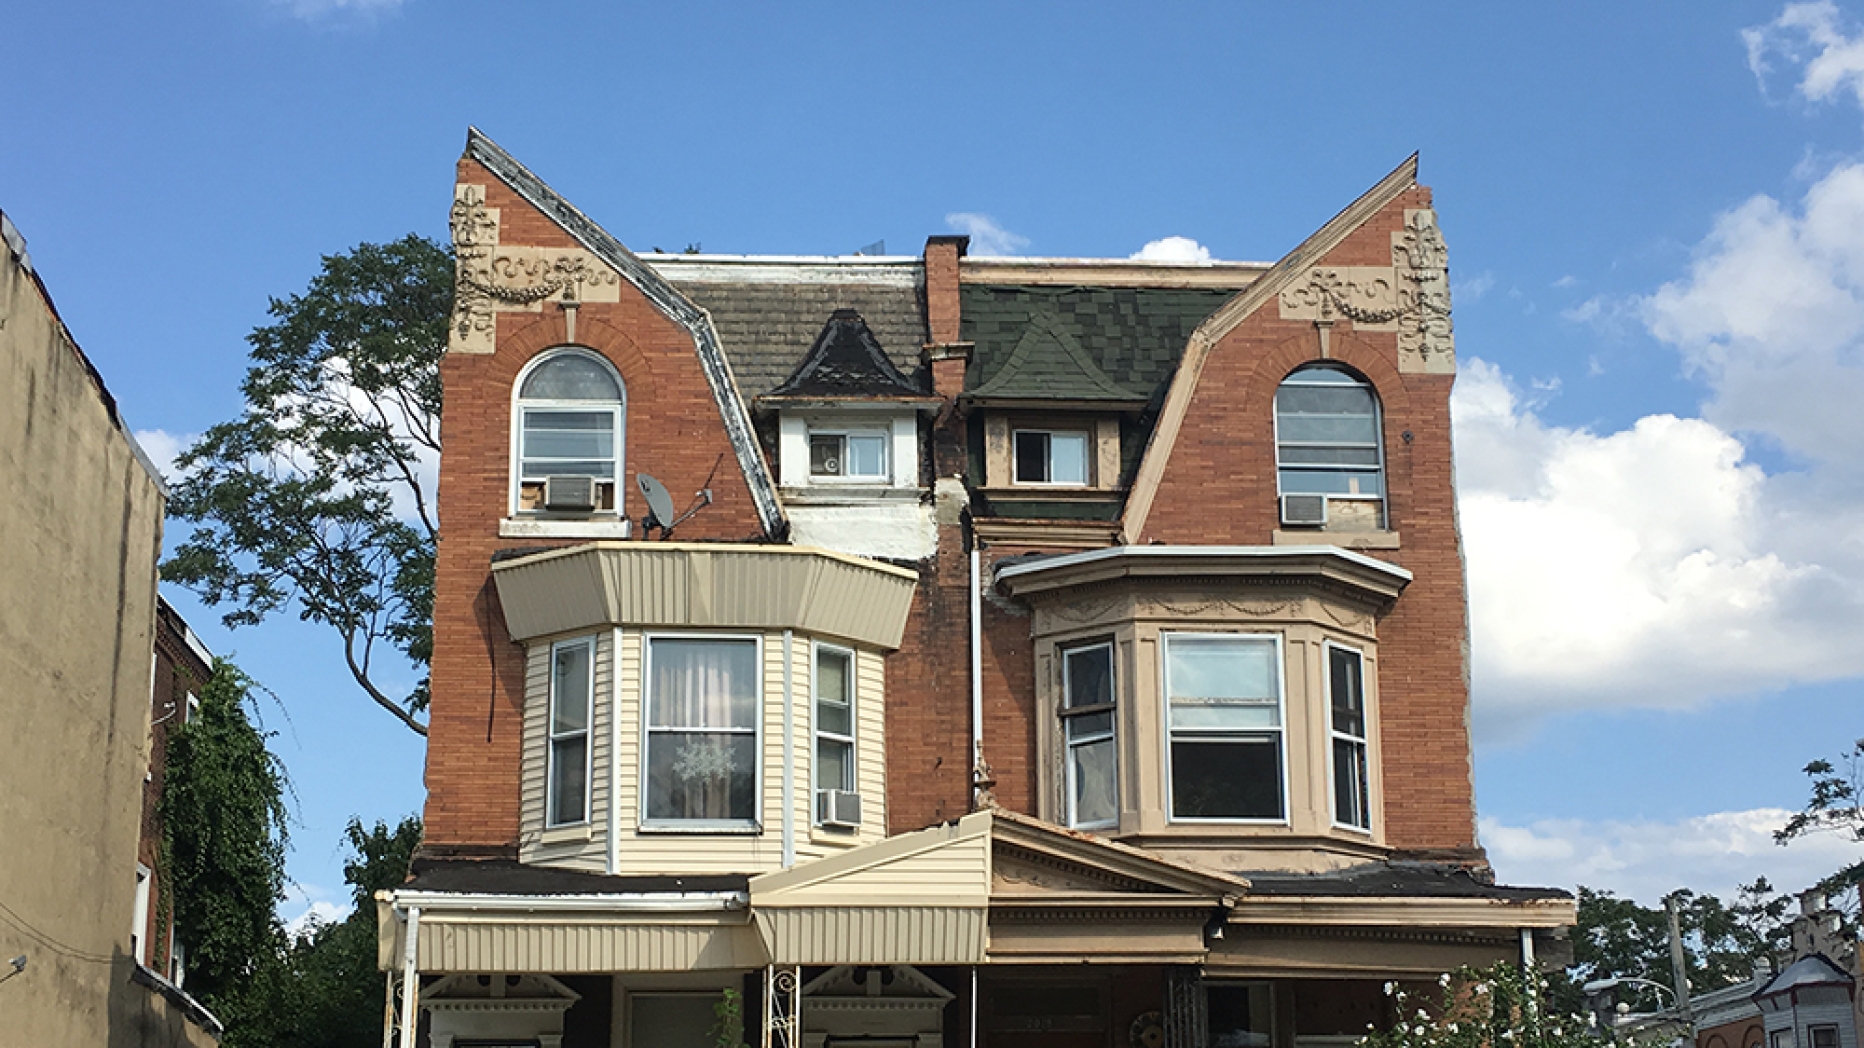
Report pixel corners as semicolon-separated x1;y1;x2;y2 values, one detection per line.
7;0;1864;924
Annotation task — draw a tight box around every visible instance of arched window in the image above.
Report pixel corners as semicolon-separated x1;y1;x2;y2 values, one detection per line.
1274;364;1384;527
514;348;625;514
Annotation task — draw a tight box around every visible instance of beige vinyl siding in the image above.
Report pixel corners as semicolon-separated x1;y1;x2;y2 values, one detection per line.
411;915;768;973
519;628;891;877
519;632;612;871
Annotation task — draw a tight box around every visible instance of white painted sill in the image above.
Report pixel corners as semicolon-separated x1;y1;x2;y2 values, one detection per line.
1272;528;1400;550
501;517;633;539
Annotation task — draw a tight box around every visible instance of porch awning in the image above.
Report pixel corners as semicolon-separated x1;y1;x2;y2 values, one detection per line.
748;812;993;965
376;890;769;974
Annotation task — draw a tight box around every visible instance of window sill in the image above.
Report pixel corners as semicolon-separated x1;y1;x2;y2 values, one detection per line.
637;821;762;835
1272;528;1400;550
539;823;593;845
501;517;633;539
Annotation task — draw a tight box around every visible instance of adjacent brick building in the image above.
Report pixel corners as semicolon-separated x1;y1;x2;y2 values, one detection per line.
378;129;1573;1048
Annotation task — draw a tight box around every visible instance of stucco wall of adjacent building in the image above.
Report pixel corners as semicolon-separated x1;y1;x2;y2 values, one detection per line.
0;214;213;1047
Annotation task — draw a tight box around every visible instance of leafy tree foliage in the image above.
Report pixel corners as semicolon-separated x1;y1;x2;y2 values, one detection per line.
165;235;452;735
229;817;423;1048
160;659;290;1009
1776;737;1864;934
1543;882;1792;1019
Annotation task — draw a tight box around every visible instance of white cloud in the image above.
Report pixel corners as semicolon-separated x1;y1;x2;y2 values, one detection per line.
280;883;353;939
1643;162;1864;471
944;213;1029;257
1482;808;1863;903
133;428;196;483
1130;236;1213;263
1745;1;1864;109
1453;360;1864;735
1454;271;1496;303
276;0;406;21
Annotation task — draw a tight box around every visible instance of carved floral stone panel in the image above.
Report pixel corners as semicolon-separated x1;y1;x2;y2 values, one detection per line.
1392;208;1455;374
448;183;623;355
1274;208;1456;375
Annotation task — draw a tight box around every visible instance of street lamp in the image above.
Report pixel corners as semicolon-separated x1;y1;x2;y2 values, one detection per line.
1583;976;1680;1012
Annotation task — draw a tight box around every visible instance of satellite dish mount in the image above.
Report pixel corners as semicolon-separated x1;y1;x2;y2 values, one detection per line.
636;471;714;540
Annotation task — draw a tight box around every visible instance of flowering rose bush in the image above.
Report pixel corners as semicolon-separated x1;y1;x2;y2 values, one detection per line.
1358;964;1612;1048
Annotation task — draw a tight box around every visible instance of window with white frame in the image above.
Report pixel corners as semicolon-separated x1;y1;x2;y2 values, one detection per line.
515;348;626;514
1328;644;1371;831
809;429;889;481
546;638;594;827
132;865;151;964
645;637;759;827
1164;634;1284;821
1274;365;1383;513
814;645;855;801
1013;428;1090;485
1061;642;1117;828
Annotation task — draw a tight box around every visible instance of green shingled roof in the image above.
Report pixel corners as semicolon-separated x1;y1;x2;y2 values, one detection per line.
960;285;1236;403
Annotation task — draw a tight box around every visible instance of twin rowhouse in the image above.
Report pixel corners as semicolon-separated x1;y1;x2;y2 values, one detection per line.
377;129;1573;1048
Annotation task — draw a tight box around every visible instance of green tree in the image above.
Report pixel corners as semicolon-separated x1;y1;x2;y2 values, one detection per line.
264;817;423;1048
1776;737;1864;934
1554;883;1791;1017
164;235;452;735
160;659;291;1010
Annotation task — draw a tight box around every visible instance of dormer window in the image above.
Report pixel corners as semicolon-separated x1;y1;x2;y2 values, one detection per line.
1013;429;1091;486
514;348;626;515
809;430;889;481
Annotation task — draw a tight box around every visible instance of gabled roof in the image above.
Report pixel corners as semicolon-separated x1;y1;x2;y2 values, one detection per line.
764;308;931;401
1120;155;1421;543
461;128;786;538
1755;953;1853;998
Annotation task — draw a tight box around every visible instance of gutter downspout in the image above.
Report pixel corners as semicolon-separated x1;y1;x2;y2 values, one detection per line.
970;547;985;809
782;628;796;868
398;906;420;1048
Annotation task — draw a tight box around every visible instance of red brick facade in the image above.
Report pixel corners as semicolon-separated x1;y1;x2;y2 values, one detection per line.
421;151;1481;865
1134;187;1476;851
424;158;774;850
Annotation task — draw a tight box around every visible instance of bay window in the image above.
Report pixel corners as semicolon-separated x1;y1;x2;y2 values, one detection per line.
1164;634;1285;821
814;645;855;797
1061;642;1117;828
644;637;759;828
1328;644;1371;831
546;637;594;827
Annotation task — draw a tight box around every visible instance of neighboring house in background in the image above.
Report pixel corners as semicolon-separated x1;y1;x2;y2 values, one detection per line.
377;129;1574;1048
134;596;214;986
0;209;219;1046
1694;892;1861;1048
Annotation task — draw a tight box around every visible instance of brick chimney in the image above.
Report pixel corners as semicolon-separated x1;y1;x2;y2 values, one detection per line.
922;235;971;401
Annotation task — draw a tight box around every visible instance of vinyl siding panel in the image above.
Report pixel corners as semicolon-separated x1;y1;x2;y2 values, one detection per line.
415;917;767;973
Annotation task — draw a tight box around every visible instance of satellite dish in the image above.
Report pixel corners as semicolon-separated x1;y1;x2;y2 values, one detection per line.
638;473;677;535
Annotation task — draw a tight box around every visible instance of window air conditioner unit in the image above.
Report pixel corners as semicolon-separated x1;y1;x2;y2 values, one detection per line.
816;789;863;829
1280;493;1328;527
543;475;598;512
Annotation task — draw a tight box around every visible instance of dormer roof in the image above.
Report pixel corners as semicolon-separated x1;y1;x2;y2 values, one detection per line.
763;308;931;402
